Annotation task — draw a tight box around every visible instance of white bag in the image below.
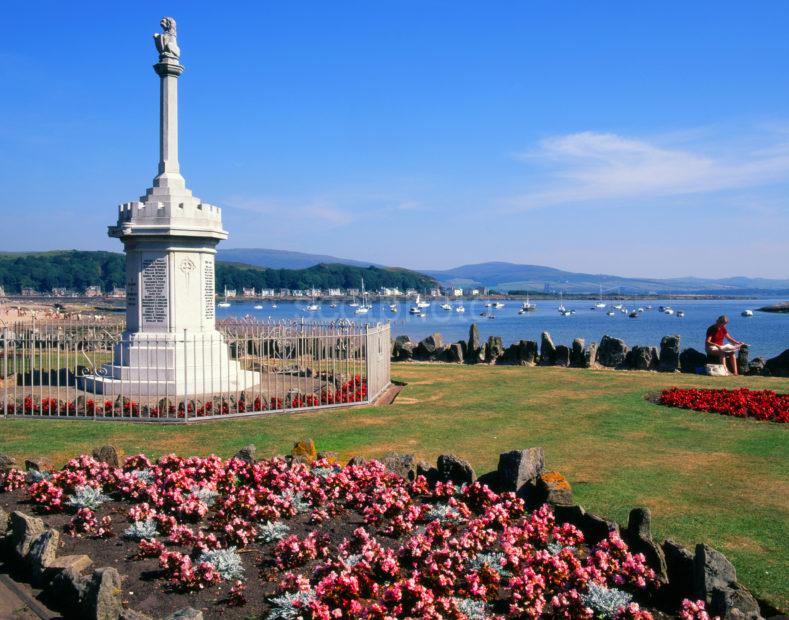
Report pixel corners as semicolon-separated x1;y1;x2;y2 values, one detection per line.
705;364;730;376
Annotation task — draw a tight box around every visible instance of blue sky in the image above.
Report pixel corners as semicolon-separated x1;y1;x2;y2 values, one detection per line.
1;1;788;278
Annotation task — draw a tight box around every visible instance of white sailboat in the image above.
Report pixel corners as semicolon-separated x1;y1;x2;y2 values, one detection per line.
416;294;430;309
741;309;753;317
520;294;536;312
455;304;465;313
355;278;372;314
594;285;606;309
217;288;231;308
440;296;452;311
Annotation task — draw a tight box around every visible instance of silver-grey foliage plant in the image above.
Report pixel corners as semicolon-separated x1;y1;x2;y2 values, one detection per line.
66;485;111;510
197;547;245;580
267;590;317;620
581;583;633;619
123;519;158;541
257;521;290;543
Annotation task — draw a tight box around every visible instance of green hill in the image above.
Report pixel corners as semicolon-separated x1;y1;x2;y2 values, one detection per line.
0;251;437;294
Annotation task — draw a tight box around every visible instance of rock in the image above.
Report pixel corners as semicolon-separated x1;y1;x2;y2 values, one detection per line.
747;358;766;376
694;543;737;602
540;332;556;365
497;448;544;494
597;335;628;368
764;348;789;377
25;458;50;472
0;454;16;471
91;446;120;467
466;324;481;361
436;454;475;485
291;439;317;463
392;335;415;361
553;345;571;367
50;567;87;616
416;333;443;358
120;610;155;620
663;539;695;602
736;345;750;375
316;451;338;464
416;460;439;485
382;452;416;480
27;529;60;583
0;506;8;536
447;342;464;363
476;470;504;493
346;456;368;467
233;444;256;463
680;348;708;374
82;567;123;620
710;584;762;619
165;609;204;620
502;343;520;364
10;511;45;559
584;342;598;368
580;511;620;544
486;336;505;363
518;340;539;365
43;554;93;582
570;339;586;367
535;471;573;506
628;345;655;370
658;335;681;372
622;508;667;582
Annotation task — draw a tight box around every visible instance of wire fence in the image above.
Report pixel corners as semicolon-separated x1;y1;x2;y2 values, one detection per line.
0;319;390;422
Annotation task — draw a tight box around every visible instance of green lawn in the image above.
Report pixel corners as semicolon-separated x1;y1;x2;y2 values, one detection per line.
1;364;787;609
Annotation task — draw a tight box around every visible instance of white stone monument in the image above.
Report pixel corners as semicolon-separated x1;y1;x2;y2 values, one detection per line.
82;17;258;396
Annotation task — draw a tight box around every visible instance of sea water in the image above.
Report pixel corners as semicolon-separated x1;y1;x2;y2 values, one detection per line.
218;298;789;359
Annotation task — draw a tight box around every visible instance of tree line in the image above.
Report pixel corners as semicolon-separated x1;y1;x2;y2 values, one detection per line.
0;251;437;294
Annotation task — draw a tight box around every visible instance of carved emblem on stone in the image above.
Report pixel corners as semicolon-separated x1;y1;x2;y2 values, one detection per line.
179;257;196;274
154;17;180;61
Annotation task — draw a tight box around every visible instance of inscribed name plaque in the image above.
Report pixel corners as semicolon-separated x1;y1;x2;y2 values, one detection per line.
141;256;169;327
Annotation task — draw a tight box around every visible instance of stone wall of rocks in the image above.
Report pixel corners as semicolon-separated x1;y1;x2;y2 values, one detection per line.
392;324;789;377
378;446;773;620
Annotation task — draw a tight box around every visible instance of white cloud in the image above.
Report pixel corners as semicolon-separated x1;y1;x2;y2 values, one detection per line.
508;129;789;210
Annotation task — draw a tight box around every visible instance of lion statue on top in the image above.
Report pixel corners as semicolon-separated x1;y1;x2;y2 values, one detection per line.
154;17;180;61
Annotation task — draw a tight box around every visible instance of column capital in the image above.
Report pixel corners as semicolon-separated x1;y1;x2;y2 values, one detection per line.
154;61;184;78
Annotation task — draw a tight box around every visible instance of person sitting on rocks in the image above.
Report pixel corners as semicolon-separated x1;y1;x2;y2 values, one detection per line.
705;315;746;375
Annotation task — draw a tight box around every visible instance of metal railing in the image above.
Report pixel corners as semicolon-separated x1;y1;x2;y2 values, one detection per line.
0;319;390;422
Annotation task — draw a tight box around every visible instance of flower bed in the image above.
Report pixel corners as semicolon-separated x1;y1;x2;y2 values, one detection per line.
0;454;716;619
657;388;789;423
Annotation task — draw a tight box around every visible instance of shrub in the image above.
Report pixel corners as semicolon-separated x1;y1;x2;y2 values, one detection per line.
66;485;111;510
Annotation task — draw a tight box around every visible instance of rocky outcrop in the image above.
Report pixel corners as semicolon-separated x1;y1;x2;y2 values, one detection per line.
658;335;681;372
597;335;628;368
446;342;464;363
436;454;476;485
540;332;557;365
233;444;257;464
764;348;789;377
497;448;544;495
392;335;415;361
694;544;762;619
570;338;586;367
382;452;417;480
622;508;667;583
415;333;444;359
466;324;481;362
627;345;656;371
680;348;708;374
91;446;120;467
553;345;571;367
485;336;505;363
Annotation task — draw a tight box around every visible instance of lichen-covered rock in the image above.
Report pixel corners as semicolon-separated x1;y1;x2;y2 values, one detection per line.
291;439;317;463
91;446;120;467
82;567;123;620
382;452;416;480
436;454;475;485
28;528;60;583
584;342;598;368
535;471;573;506
0;453;16;472
485;336;505;363
10;511;45;559
392;335;415;361
497;448;544;494
628;345;655;370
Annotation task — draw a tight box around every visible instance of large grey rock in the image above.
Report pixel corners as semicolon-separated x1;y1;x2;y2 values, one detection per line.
486;336;505;363
43;554;93;582
519;340;539;365
91;446;120;467
466;324;481;361
392;335;415;361
553;345;571;367
597;335;628;368
233;444;256;463
710;583;761;619
447;342;464;363
28;528;60;583
622;508;667;582
534;471;573;507
680;348;708;374
764;348;789;377
497;448;544;494
83;567;123;620
659;335;681;372
694;543;737;602
10;511;45;559
346;455;368;467
436;454;475;485
747;357;766;376
416;333;443;358
382;452;416;480
50;567;87;616
628;345;655;370
663;539;695;602
0;506;9;537
570;339;586;367
416;460;439;485
540;332;556;365
584;342;598;368
736;345;750;375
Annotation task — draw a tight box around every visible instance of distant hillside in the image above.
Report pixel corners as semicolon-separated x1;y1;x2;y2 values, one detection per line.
423;261;789;295
0;251;436;294
217;248;379;270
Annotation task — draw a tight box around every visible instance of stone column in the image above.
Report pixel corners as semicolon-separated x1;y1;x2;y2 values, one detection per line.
154;59;185;190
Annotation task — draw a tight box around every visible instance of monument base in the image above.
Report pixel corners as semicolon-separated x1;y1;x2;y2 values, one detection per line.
79;331;260;396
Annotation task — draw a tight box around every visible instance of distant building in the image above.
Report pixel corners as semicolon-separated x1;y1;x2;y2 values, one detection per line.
224;288;237;298
84;285;102;297
278;288;291;297
405;289;418;297
452;288;463;297
242;287;256;298
110;287;126;298
259;288;275;298
51;287;68;297
327;288;343;296
21;287;37;297
470;288;481;296
347;288;360;297
0;286;5;297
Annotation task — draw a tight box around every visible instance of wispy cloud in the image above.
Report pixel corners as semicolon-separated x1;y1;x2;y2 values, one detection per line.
508;129;789;210
220;195;353;228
